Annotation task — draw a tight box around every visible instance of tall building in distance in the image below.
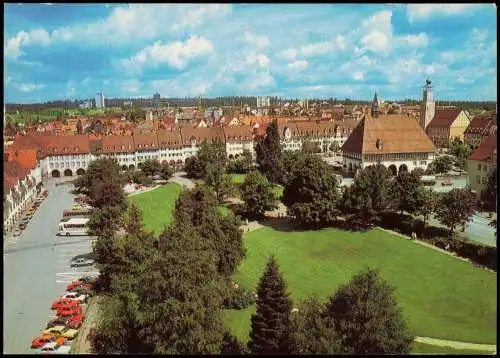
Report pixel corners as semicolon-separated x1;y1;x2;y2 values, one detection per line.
95;92;105;109
153;92;161;108
420;79;435;130
371;92;380;118
256;96;270;108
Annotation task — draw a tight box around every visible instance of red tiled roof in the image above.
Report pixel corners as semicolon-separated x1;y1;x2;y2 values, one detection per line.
100;135;135;153
179;126;224;145
342;114;436;155
428;108;464;128
464;115;495;135
223;125;254;141
4;160;30;191
157;129;183;149
470;134;497;161
133;132;159;150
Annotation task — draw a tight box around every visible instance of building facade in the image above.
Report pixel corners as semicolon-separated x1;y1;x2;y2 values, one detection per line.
95;92;105;109
426;108;471;148
467;134;497;197
464;114;497;149
341;114;436;174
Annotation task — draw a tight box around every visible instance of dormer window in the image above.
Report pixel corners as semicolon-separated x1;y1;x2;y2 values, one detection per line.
376;139;384;150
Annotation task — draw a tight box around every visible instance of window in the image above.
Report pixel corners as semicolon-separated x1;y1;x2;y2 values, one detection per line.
483;165;488;172
476;175;481;184
413;161;417;166
477;164;482;171
420;161;426;165
482;177;488;184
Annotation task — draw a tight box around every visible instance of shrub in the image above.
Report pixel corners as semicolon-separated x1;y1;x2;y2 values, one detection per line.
223;284;256;310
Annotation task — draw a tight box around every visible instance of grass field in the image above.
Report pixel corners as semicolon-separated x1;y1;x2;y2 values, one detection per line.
224;226;496;345
128;183;183;235
411;342;495;355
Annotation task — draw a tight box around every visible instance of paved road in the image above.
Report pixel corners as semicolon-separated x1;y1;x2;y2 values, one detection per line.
169;171;195;189
3;180;96;354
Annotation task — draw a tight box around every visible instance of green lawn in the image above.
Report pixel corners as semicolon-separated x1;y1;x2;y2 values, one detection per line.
128;183;183;235
230;174;247;185
224;227;496;345
411;342;495;355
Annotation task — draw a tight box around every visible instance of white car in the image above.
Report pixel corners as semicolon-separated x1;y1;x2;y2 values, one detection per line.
36;342;71;354
61;292;87;303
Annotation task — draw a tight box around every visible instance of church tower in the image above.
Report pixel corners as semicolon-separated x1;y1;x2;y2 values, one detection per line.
371;92;380;118
420;79;435;130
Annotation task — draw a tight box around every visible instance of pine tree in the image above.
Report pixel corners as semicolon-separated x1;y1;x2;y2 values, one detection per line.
255;120;285;184
248;256;296;354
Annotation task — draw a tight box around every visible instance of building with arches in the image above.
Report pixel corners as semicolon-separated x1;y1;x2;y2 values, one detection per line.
341;112;437;174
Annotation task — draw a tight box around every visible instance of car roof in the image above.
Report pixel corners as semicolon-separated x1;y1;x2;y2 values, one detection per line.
41;342;57;349
50;325;66;330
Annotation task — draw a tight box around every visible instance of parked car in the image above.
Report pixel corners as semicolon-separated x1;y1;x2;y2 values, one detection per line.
13;230;22;236
18;223;27;230
36;342;71;354
43;325;79;340
71;286;93;297
31;335;67;348
51;298;79;310
61;292;87;303
67;281;92;292
70;258;94;268
57;305;82;317
67;313;85;329
43;190;49;197
46;316;71;329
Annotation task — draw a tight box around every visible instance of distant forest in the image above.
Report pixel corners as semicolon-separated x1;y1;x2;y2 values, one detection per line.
5;97;496;112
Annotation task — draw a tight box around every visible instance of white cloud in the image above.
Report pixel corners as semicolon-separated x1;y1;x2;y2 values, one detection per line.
243;31;270;49
407;4;482;23
119;35;214;71
440;51;456;63
288;60;308;71
457;75;474;84
471;28;488;43
6;76;12;85
397;33;429;47
362;30;390;53
246;53;270;68
300;41;336;57
281;48;298;61
13;82;45;92
360;11;393;53
353;71;364;81
5;4;231;59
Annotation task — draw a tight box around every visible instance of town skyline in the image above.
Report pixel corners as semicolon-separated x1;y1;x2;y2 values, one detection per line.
4;4;497;103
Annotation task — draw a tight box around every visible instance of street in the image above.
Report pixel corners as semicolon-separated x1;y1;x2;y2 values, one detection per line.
3;180;95;354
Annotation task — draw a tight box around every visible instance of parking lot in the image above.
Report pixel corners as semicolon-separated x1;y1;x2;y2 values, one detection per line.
3;180;96;354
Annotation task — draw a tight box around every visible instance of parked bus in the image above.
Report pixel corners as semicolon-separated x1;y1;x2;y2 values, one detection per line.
58;218;89;236
62;208;92;221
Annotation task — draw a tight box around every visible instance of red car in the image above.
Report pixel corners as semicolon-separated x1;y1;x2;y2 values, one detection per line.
66;281;92;292
43;190;48;197
51;298;79;311
57;305;82;317
67;313;86;329
31;334;67;348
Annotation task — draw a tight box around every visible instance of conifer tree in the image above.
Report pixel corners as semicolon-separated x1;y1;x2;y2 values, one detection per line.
248;256;296;354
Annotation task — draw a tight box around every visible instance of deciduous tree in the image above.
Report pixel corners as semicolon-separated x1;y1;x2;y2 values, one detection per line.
389;171;424;215
248;256;296;354
240;170;277;218
140;159;161;177
325;268;414;354
480;167;497;212
435;188;476;237
283;154;340;228
292;295;341;354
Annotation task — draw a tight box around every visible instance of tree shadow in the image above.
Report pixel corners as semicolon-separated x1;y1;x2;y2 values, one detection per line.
259;217;310;233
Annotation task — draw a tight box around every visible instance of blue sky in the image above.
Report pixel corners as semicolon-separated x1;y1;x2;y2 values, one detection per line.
4;3;497;103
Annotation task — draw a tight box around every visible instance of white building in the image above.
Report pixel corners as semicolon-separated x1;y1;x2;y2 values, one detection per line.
95;92;105;109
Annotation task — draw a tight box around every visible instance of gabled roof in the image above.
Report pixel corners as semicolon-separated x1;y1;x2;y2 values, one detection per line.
100;135;135;153
223;125;254;141
465;115;495;135
342;114;436;155
133;132;158;150
469;134;497;161
428;108;464;128
157;129;183;148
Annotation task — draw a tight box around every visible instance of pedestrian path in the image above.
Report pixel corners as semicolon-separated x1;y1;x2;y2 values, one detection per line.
415;336;496;351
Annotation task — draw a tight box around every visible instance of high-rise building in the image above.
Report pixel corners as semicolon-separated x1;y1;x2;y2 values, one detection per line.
257;96;270;108
95;92;105;109
420;79;435;130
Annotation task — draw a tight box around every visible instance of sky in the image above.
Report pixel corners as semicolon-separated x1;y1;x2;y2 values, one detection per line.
4;3;497;103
